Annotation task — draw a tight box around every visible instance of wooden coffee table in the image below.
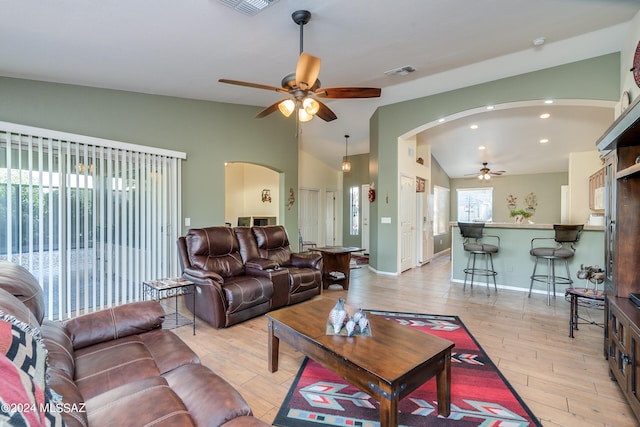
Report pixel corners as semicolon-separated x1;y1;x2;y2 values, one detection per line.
266;298;454;427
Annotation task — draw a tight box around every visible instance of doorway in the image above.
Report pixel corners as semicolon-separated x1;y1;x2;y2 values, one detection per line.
325;190;337;246
361;184;370;253
299;188;320;248
399;174;416;271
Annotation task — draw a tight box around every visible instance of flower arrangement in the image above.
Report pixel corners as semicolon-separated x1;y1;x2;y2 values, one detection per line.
506;194;517;207
524;192;537;210
509;209;533;218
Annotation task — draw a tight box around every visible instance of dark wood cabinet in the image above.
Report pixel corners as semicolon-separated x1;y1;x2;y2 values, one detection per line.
598;95;640;421
607;298;640;417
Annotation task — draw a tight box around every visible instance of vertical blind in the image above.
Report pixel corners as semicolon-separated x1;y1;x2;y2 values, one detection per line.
0;122;186;320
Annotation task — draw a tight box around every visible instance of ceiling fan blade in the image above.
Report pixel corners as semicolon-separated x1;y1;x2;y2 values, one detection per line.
219;78;288;94
315;87;381;99
295;53;321;90
256;100;287;118
315;99;337;122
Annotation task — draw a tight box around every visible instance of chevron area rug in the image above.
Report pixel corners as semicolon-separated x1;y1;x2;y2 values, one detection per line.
273;311;541;427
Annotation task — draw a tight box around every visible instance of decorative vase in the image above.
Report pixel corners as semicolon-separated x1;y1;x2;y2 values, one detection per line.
514;214;524;223
329;298;348;334
357;314;369;333
345;319;356;336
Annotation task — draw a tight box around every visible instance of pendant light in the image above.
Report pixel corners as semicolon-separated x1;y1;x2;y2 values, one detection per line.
342;134;351;172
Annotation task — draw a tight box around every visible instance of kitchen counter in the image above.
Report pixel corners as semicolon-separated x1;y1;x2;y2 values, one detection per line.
450;222;604;296
452;222;604;231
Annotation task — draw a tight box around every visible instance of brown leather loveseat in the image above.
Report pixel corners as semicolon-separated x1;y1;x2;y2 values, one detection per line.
178;225;322;328
0;261;269;427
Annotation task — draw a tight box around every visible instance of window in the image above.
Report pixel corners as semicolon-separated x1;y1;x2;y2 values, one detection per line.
0;122;185;320
457;188;493;222
433;185;450;235
349;186;359;235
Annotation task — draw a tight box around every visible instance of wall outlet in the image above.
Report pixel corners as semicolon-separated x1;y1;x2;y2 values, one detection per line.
381;217;391;224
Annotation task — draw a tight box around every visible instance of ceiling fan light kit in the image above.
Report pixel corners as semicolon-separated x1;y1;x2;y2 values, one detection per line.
466;162;505;180
278;99;295;117
218;10;381;123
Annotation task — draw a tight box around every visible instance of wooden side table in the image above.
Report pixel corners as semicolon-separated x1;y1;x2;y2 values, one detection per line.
143;277;196;335
565;287;604;338
310;246;363;290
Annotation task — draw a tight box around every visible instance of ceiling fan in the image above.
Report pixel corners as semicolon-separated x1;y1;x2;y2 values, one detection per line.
466;162;506;180
218;10;381;122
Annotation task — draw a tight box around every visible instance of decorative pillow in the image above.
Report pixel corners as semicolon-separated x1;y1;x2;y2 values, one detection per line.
0;316;47;392
0;354;46;425
0;316;66;426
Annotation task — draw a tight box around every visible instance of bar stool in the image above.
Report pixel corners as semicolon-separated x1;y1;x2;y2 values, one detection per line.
458;222;500;295
529;224;583;305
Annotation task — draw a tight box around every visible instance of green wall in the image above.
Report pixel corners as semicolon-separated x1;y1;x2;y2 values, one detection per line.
370;53;621;273
0;77;299;239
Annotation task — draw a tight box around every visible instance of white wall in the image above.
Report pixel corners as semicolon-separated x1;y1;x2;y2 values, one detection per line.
298;149;343;246
225;163;279;225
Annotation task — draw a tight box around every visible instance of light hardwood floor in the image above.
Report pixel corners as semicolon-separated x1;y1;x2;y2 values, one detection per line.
171;254;636;427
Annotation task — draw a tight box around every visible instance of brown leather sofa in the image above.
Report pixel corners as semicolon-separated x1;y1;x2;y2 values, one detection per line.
0;261;269;427
178;225;322;328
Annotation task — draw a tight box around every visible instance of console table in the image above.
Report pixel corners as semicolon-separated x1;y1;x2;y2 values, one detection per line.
310;246;363;290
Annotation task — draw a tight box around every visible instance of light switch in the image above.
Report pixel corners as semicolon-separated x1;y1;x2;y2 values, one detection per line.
185;217;191;227
381;217;391;224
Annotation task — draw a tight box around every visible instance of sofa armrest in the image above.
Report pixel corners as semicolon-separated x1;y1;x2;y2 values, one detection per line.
245;257;279;271
291;252;322;269
182;267;224;285
63;300;165;350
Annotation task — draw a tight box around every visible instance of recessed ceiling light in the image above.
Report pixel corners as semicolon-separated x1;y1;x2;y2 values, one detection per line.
540;113;550;119
486;106;494;110
438;118;445;123
533;37;546;46
478;146;486;150
544;99;554;104
540;138;549;144
470;124;479;130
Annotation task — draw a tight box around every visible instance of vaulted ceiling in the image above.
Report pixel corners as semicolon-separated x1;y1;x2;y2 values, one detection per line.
2;0;638;177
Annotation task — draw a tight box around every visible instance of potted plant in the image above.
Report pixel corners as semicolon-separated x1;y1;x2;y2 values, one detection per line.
510;209;532;223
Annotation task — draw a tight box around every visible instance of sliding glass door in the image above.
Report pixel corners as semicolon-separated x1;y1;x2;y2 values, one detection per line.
0;122;184;320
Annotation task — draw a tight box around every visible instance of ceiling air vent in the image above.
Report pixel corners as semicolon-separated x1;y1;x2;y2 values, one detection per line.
384;65;416;76
218;0;279;16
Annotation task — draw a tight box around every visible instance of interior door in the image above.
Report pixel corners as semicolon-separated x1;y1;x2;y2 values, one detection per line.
361;184;370;253
325;190;336;246
426;192;435;261
416;191;433;264
399;175;416;272
299;189;320;248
